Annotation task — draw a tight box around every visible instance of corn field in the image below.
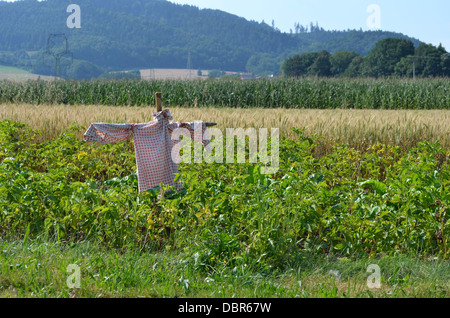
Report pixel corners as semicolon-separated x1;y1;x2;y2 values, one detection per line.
1;77;450;109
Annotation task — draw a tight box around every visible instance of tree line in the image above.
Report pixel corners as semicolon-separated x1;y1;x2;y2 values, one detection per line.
281;38;450;78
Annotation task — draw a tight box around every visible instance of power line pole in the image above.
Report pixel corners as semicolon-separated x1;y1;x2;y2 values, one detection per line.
43;33;73;80
187;50;193;79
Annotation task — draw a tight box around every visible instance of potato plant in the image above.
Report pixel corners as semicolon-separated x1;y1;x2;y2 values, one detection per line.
0;120;448;272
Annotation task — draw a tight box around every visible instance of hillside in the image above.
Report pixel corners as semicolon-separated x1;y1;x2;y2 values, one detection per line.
0;0;423;79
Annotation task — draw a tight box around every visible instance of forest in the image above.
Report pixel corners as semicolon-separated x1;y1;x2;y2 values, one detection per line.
0;0;427;79
281;38;450;78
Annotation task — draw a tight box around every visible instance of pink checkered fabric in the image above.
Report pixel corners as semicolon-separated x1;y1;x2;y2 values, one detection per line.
84;109;210;192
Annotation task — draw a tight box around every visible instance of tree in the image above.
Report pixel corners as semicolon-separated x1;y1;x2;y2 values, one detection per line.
330;51;360;76
65;60;104;80
414;43;444;77
394;56;414;77
246;53;281;76
343;56;365;77
308;50;332;77
208;69;225;78
395;43;448;78
281;52;318;77
363;38;415;77
442;53;450;77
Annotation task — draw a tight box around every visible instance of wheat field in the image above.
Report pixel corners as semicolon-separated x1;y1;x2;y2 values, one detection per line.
1;103;449;154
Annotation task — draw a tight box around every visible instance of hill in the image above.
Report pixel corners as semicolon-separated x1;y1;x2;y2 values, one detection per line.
0;65;57;81
0;0;423;79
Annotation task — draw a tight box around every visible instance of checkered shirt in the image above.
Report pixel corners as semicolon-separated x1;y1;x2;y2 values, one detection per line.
83;109;210;192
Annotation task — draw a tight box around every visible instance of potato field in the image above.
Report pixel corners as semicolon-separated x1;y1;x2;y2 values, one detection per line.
0;77;448;298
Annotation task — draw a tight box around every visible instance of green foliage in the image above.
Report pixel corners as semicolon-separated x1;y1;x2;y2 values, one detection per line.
281;52;318;77
343;56;365;77
292;28;422;56
282;38;449;78
308;50;332;77
363;38;415;77
65;60;105;80
0;120;448;273
330;51;361;76
414;44;447;77
246;53;282;77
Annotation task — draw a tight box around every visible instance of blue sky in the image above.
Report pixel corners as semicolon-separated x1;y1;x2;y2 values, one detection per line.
2;0;450;50
168;0;450;51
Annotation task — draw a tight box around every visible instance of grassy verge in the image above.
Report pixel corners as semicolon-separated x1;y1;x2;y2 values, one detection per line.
1;240;448;298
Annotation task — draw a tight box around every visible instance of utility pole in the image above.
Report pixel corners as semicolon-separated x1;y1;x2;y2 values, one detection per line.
410;55;442;80
187;50;193;79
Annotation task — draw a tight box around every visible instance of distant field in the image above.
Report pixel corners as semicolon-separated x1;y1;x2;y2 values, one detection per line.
140;68;210;80
0;65;55;81
0;65;30;74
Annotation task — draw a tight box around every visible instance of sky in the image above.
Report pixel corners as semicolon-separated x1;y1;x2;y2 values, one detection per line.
168;0;450;51
2;0;450;50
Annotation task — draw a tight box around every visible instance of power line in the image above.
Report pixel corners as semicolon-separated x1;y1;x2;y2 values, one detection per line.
43;33;73;80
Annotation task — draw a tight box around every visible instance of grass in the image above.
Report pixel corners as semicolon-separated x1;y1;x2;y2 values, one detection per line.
1;103;449;155
0;65;30;74
1;240;448;298
0;66;55;82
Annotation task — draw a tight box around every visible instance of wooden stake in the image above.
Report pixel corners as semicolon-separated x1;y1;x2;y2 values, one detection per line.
155;91;216;126
155;92;162;112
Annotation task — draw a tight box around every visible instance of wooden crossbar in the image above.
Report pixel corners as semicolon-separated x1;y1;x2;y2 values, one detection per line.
155;92;217;127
